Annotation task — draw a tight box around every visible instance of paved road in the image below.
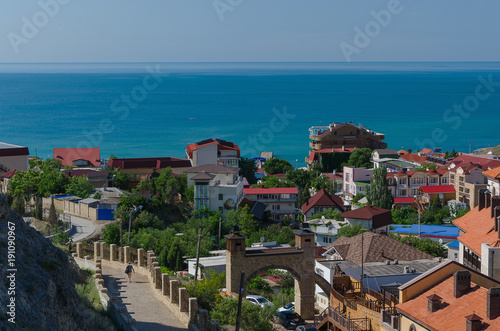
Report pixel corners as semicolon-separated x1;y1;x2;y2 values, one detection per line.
102;265;187;331
69;215;99;242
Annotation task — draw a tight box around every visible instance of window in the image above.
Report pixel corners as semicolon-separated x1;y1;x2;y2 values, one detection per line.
272;205;281;210
219;194;223;201
195;184;208;199
429;177;438;184
315;268;325;277
397;189;407;197
282;193;290;199
442;177;448;184
195;199;208;209
398;178;407;185
410;189;417;196
388;178;393;185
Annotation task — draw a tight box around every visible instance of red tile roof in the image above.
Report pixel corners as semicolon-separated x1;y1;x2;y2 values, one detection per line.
419;185;455;194
62;169;109;178
185;139;240;158
483;167;500;180
109;157;191;170
321;172;343;182
450;161;485;174
340;205;392;228
453;205;499;256
397;275;500;331
53;148;100;167
400;153;427;164
244;187;298;195
302;189;344;214
0;169;18;178
420;148;433;154
447;154;500;170
325;231;433;264
315;246;328;259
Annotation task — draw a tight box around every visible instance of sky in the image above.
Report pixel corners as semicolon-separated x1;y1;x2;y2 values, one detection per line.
1;0;500;63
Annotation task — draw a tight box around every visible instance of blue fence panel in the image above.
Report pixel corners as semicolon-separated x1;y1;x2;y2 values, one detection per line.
97;209;115;220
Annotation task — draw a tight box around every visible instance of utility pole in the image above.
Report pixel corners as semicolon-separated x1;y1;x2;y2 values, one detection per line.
194;234;202;285
218;217;222;250
235;272;245;331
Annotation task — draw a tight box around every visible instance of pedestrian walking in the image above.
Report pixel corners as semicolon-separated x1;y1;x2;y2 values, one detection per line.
125;262;135;283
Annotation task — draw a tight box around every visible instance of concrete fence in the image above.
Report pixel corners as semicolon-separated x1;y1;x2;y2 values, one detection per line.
74;242;221;331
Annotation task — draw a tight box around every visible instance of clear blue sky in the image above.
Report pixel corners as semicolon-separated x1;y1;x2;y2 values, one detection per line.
1;0;499;63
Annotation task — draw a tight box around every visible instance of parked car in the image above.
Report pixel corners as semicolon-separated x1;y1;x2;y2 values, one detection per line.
277;302;295;313
245;295;274;309
295;327;318;331
276;311;305;330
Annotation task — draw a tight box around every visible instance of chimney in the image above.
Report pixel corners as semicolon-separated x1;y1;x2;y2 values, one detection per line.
496;212;500;232
465;313;482;331
454;270;471;298
492;196;500;219
487;288;500;319
486;191;492;209
479;189;488;211
427;294;442;312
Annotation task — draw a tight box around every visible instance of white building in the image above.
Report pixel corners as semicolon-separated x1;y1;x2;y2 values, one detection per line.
484;167;500;196
186;139;240;167
343;166;373;199
243;187;298;221
184;164;244;212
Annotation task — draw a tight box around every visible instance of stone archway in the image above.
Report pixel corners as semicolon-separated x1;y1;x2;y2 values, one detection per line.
225;228;326;319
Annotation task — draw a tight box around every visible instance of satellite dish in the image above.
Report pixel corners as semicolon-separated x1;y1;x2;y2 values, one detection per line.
260;236;265;243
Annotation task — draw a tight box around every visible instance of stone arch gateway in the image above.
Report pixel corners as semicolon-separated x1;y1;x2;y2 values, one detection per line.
225;228;329;319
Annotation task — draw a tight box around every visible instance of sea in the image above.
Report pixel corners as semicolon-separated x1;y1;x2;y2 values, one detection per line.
1;62;500;167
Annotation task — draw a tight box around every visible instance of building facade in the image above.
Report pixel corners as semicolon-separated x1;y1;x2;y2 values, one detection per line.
243;187;298;221
449;162;488;208
302;189;345;222
343;166;374;199
0;142;29;173
185;139;240;167
308;122;387;151
184;164;244;212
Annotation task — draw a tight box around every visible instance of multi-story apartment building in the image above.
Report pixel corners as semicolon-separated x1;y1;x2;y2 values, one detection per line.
185;139;240;167
342;166;374;199
243;187;298;221
449;162;488;209
308;122;387;151
184;164;244;212
387;168;450;200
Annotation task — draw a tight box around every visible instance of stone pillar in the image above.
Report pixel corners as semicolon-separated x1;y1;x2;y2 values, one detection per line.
110;244;117;261
179;288;188;312
170;280;179;304
210;322;221;331
100;242;107;260
162;274;170;296
94;242;101;262
154;267;162;289
147;251;154;269
189;298;198;324
151;257;158;272
294;275;316;320
124;246;131;264
199;309;209;331
76;243;83;258
152;261;159;278
138;248;145;267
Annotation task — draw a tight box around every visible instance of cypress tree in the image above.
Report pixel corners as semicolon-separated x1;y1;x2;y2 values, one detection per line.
367;167;394;210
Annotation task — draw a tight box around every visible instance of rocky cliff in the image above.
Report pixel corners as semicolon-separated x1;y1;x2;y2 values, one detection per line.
0;194;114;330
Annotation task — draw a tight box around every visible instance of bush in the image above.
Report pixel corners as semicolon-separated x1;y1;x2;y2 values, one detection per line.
210;298;275;331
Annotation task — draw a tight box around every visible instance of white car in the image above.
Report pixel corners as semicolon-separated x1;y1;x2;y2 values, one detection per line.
246;295;274;308
277;302;295;313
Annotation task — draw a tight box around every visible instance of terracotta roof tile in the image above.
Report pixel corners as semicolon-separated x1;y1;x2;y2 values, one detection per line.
185;139;240;158
447;154;500;170
53;147;100;167
302;189;344;214
340;206;392;228
483;167;500;180
397;276;500;331
419;185;455;194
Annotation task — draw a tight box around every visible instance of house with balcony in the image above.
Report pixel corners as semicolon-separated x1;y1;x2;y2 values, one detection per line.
448;153;500;171
396;260;500;331
305;147;354;170
416;185;456;205
184;164;244;212
0;170;17;194
109;157;191;177
386;168;450;208
343;166;374;200
453;189;500;280
308;122;387;151
0;142;29;173
449;162;488;208
242;187;298;221
484;167;500;196
302;189;345;222
186;138;240;167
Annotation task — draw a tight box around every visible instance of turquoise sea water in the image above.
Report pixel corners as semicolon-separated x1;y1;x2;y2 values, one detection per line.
1;62;499;166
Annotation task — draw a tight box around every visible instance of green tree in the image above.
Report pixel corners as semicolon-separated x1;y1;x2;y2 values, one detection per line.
318;152;351;172
167;237;185;271
65;176;94;198
310;208;343;221
338;223;369;237
210;298;275;331
390;234;446;257
34;198;43;220
415;163;438;171
47;199;58;226
186;270;226;311
239;157;257;184
247;275;273;294
346;148;373;168
391;207;418;225
102;222;121;245
224;205;258;237
110;170;130;190
11;195;25;216
263;158;293;175
367;167;394;210
38;170;68;197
